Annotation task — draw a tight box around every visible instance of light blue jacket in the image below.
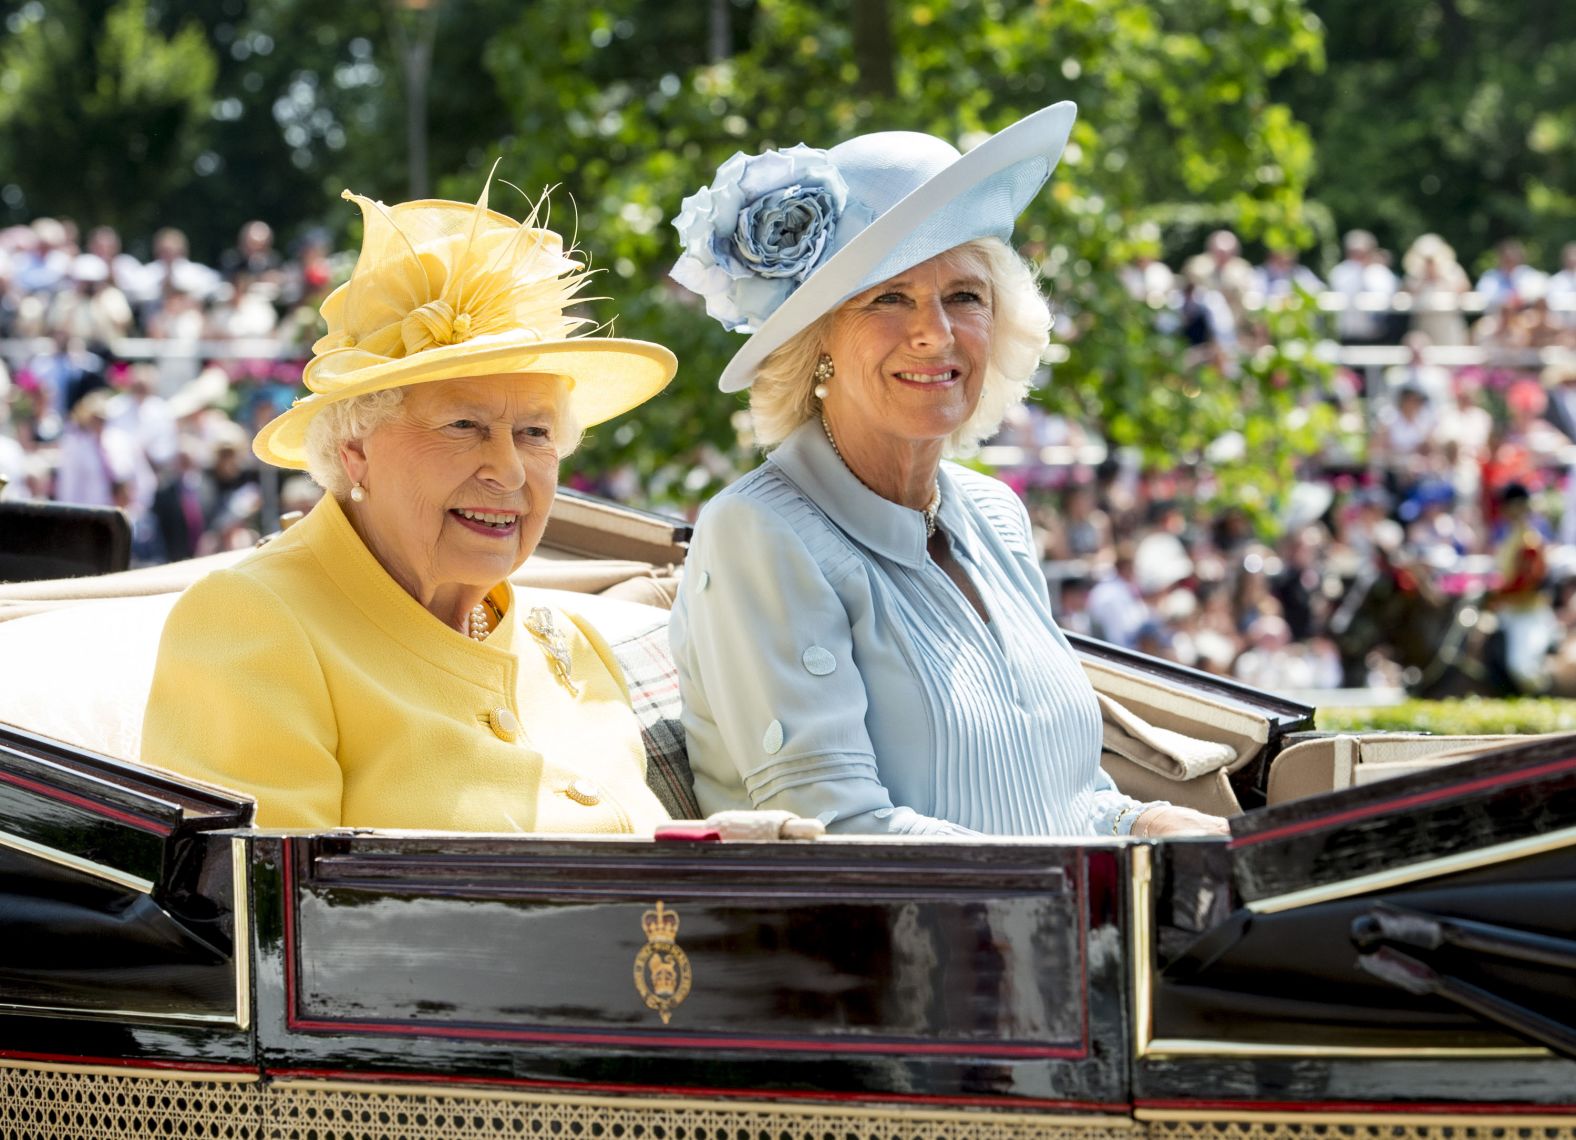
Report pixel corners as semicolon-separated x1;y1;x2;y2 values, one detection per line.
670;419;1144;837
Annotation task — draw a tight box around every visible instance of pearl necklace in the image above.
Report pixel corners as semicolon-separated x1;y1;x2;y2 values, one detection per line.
462;601;491;641
821;414;941;538
459;596;580;695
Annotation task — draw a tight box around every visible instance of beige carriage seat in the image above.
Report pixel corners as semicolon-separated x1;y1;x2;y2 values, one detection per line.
0;509;688;811
2;533;1279;823
1082;656;1276;817
0;580;699;819
1265;733;1539;805
0;547;680;624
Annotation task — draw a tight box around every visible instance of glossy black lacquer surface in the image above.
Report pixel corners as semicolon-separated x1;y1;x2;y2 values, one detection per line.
0;725;253;1064
1137;741;1576;1109
0;723;251;883
0;829;255;1068
0;499;131;580
1155;845;1576;1048
0;845;234;1016
10;653;1576;1113
1229;734;1576;901
251;835;1131;1109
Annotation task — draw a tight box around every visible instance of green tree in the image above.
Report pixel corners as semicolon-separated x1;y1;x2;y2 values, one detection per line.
150;0;518;261
143;0;381;261
0;0;217;238
0;0;1340;530
1280;0;1576;271
478;0;1333;522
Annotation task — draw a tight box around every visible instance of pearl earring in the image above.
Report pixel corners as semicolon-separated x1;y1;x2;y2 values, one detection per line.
812;354;834;401
350;482;366;503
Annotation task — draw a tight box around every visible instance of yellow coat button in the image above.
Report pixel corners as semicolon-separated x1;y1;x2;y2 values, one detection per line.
489;707;520;742
566;779;602;806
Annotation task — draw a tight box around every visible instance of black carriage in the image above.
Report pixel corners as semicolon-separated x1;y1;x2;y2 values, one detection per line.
1;496;1572;1139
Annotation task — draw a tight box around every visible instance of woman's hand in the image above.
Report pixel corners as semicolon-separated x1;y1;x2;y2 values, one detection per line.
1132;804;1231;838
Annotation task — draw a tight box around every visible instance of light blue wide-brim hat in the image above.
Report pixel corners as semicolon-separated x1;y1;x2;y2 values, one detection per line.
670;101;1077;393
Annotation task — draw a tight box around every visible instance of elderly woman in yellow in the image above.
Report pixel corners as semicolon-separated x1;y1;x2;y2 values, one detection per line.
142;177;676;832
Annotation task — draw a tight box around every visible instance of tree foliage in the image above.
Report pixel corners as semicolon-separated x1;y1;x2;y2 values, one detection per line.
1280;0;1576;271
142;0;381;261
0;0;217;239
10;0;1567;528
0;0;526;260
148;0;522;260
474;0;1331;517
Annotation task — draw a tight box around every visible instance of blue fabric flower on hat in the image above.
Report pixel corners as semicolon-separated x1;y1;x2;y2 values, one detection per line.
671;144;860;334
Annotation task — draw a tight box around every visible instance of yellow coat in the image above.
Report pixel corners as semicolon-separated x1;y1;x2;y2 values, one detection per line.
142;494;669;834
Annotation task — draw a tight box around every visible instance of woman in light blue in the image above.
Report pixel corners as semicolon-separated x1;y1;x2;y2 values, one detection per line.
667;103;1226;839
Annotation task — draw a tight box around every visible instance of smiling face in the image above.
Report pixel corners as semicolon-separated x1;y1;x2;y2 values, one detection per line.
341;372;565;618
820;246;993;459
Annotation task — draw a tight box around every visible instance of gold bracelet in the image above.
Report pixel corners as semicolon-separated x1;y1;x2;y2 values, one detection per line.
1112;805;1140;836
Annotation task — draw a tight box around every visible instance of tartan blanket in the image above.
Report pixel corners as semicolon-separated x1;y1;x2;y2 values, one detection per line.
609;617;699;820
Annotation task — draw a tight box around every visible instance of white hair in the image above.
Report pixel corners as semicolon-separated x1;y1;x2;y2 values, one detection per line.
302;378;583;499
303;388;406;498
747;237;1052;452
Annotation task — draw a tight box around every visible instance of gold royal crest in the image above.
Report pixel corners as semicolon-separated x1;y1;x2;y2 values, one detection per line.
633;901;692;1023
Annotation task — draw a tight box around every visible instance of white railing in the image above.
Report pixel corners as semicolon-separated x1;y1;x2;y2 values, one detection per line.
1307;289;1575;315
3;294;1572;410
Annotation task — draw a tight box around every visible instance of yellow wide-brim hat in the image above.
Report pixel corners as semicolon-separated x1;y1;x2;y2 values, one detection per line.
253;174;677;470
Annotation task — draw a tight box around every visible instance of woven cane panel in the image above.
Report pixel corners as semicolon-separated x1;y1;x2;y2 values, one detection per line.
271;1085;1141;1140
0;1066;264;1139
1151;1120;1576;1139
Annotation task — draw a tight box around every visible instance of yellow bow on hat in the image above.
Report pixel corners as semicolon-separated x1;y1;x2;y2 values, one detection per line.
253;171;676;470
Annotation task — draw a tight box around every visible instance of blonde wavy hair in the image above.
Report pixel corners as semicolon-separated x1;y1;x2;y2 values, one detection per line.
302;378;583;499
747;237;1051;452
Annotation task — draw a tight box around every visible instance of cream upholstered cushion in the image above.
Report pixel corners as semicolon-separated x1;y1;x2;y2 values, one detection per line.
1265;733;1538;805
0;588;678;771
1099;752;1242;817
0;593;175;761
1079;656;1270;772
1095;692;1243;815
0;550;679;624
1097;692;1237;781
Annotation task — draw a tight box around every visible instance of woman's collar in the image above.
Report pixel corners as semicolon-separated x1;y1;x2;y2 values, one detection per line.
299;492;518;656
770;419;975;568
932;463;975;558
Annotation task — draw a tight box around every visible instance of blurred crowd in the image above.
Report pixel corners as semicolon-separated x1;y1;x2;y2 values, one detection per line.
0;216;338;349
0;357;326;563
1123;227;1576;364
0;216;337;561
1010;359;1576;698
3;213;1576;697
1065;225;1576;695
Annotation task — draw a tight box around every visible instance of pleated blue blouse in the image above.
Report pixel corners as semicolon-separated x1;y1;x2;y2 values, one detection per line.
670;419;1145;837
